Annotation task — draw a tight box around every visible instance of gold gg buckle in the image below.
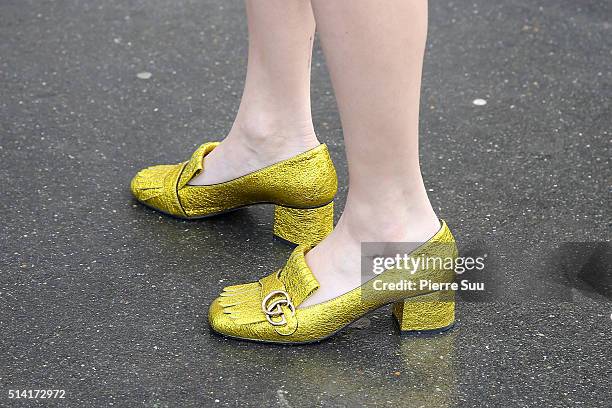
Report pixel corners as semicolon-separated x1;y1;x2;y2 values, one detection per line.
262;290;296;326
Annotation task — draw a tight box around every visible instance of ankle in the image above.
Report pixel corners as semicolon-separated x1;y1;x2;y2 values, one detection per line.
338;199;440;243
228;112;319;159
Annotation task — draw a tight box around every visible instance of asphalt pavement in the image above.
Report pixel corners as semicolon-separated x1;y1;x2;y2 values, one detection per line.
1;0;610;406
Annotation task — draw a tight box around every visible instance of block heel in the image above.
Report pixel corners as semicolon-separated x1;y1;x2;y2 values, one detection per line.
273;201;334;245
392;290;455;334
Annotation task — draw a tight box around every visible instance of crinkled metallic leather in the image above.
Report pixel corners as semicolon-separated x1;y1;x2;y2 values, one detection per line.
208;221;458;343
392;290;455;331
273;202;334;245
130;143;338;218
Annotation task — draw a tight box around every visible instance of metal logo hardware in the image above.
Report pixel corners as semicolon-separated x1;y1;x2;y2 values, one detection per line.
261;290;296;326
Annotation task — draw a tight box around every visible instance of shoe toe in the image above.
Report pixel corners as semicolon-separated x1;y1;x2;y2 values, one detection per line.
208;282;275;340
208;297;244;338
130;164;176;203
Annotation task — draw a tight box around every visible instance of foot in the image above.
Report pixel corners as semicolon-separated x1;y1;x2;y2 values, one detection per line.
300;200;441;307
189;121;320;186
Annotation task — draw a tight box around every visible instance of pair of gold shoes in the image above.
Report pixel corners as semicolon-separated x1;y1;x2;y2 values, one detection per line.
131;142;457;344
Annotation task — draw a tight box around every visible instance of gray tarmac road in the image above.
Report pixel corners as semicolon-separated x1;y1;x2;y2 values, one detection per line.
1;0;610;406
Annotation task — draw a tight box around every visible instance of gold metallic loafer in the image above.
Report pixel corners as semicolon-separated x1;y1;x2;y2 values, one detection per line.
131;142;338;245
208;221;458;344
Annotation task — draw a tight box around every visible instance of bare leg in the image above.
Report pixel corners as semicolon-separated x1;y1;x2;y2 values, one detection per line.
191;0;319;185
302;0;439;306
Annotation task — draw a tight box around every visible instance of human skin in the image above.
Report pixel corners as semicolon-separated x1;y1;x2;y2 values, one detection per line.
193;0;438;305
302;0;438;306
190;0;319;185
